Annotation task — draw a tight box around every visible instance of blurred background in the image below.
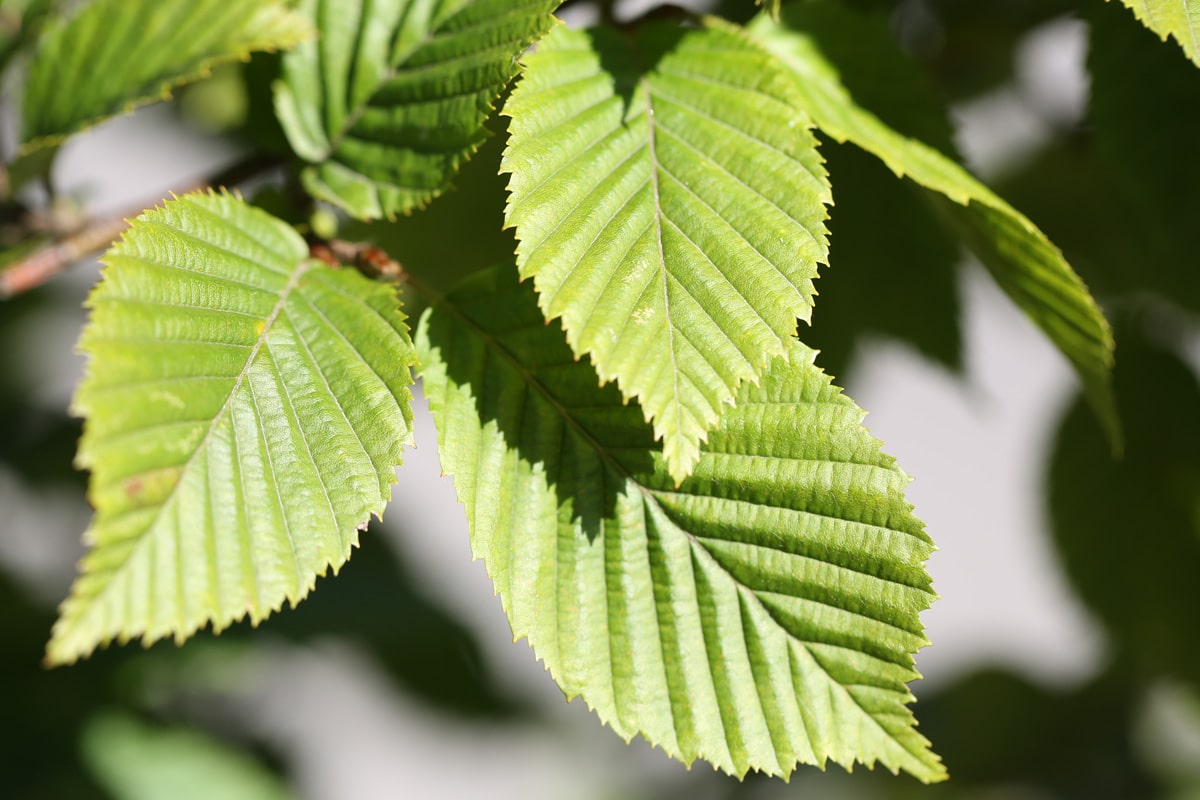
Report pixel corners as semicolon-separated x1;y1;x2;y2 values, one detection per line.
2;0;1199;797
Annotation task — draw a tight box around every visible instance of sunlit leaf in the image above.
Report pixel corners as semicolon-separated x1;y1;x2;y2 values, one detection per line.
48;191;415;665
19;0;310;155
417;264;944;782
273;0;558;219
503;20;831;483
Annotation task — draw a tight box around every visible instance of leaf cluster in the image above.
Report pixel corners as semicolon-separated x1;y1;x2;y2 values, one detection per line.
0;0;1196;789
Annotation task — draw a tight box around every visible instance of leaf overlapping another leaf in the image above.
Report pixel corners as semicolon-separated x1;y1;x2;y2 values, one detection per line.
19;0;310;155
273;0;558;219
749;5;1120;447
48;192;416;665
417;265;944;782
503;20;832;484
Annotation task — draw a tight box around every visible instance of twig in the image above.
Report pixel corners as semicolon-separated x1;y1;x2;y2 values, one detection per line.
0;154;282;300
0;216;129;299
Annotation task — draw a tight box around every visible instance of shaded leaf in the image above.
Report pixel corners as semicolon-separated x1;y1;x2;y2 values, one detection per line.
273;0;558;219
19;0;310;156
750;3;1119;449
1086;0;1200;313
82;712;293;800
1109;0;1200;68
48;191;415;665
807;141;961;380
416;264;943;782
0;0;58;76
1048;311;1200;690
503;20;831;483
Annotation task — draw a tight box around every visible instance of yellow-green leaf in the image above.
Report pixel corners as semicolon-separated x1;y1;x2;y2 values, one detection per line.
48;192;416;665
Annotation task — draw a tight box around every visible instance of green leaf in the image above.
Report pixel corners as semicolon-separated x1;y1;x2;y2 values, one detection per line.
749;4;1120;449
47;191;415;665
273;0;559;220
19;0;310;156
1048;312;1200;689
502;20;831;484
416;264;944;782
806;142;962;381
1109;0;1200;68
82;712;294;800
1086;0;1200;313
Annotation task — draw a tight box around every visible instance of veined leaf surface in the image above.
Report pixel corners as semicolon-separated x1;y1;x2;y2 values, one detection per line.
48;192;416;665
416;265;943;782
1110;0;1200;68
20;0;309;155
503;20;831;484
273;0;558;219
750;6;1119;447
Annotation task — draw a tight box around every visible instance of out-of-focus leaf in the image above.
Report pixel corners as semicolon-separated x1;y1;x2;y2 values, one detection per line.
0;568;115;800
1087;0;1200;313
417;264;944;782
0;0;58;74
503;20;831;483
48;192;416;665
19;0;310;156
806;141;961;381
1108;0;1200;68
273;0;558;219
82;712;294;800
1048;313;1200;690
751;2;1119;450
915;667;1154;797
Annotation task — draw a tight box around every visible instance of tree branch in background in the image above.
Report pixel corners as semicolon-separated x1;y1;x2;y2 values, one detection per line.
0;154;282;299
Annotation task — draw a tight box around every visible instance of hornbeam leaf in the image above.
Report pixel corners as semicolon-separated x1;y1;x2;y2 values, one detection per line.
416;265;944;782
749;6;1120;448
502;20;831;484
1109;0;1200;68
273;0;558;220
47;192;416;665
19;0;310;155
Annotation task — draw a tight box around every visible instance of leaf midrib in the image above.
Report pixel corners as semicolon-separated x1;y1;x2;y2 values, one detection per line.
79;255;316;630
431;290;937;765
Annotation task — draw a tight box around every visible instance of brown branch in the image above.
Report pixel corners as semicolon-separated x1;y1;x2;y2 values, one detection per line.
0;154;282;300
0;215;129;299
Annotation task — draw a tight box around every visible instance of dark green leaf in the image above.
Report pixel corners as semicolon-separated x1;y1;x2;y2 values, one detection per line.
1048;312;1200;689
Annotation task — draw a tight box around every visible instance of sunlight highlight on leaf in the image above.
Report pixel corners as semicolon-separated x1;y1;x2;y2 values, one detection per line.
417;264;944;783
503;20;831;484
48;192;416;665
